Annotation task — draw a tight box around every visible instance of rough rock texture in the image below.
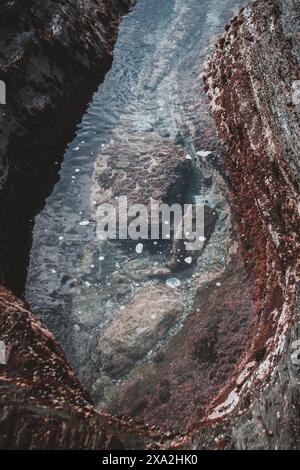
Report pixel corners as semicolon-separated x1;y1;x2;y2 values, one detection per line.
0;0;155;451
96;285;184;379
104;253;254;435
22;0;252;448
182;0;300;449
92;133;192;208
0;0;134;293
0;286;155;449
0;0;299;451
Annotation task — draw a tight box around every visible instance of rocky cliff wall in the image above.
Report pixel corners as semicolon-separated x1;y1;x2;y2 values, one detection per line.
0;286;155;449
0;0;154;451
0;0;134;293
0;0;299;450
184;0;300;449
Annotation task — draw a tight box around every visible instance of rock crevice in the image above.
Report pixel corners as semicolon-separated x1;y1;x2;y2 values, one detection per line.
0;0;299;450
0;0;135;293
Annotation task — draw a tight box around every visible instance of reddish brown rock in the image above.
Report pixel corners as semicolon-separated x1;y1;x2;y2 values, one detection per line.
96;285;184;379
0;287;154;449
92;133;192;208
183;0;300;449
104;253;254;434
0;0;135;293
0;0;299;452
204;0;299;386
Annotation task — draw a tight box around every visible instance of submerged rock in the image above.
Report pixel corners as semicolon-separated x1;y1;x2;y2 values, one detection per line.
91;133;192;209
0;0;299;452
0;0;135;293
94;285;184;381
165;278;181;289
104;254;254;433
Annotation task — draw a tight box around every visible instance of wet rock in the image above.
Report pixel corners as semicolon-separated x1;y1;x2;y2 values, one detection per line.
0;0;135;293
104;255;254;434
168;203;218;271
96;285;184;379
92;132;193;209
192;0;300;450
0;286;149;449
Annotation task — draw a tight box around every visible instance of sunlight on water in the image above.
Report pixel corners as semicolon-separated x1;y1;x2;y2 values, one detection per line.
26;0;248;412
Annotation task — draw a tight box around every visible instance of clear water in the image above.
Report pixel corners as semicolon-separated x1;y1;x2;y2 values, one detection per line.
26;0;247;406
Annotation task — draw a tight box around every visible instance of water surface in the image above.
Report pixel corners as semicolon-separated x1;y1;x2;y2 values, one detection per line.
26;0;248;419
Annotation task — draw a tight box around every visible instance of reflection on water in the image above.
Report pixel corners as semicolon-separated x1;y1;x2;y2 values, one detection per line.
26;0;248;416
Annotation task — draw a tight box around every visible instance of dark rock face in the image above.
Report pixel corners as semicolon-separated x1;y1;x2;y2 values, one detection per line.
0;286;153;449
0;0;155;450
0;0;135;293
184;0;300;449
0;0;299;451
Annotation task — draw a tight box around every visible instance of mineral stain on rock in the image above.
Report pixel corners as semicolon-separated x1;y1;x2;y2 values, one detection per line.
0;0;299;451
24;0;254;438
